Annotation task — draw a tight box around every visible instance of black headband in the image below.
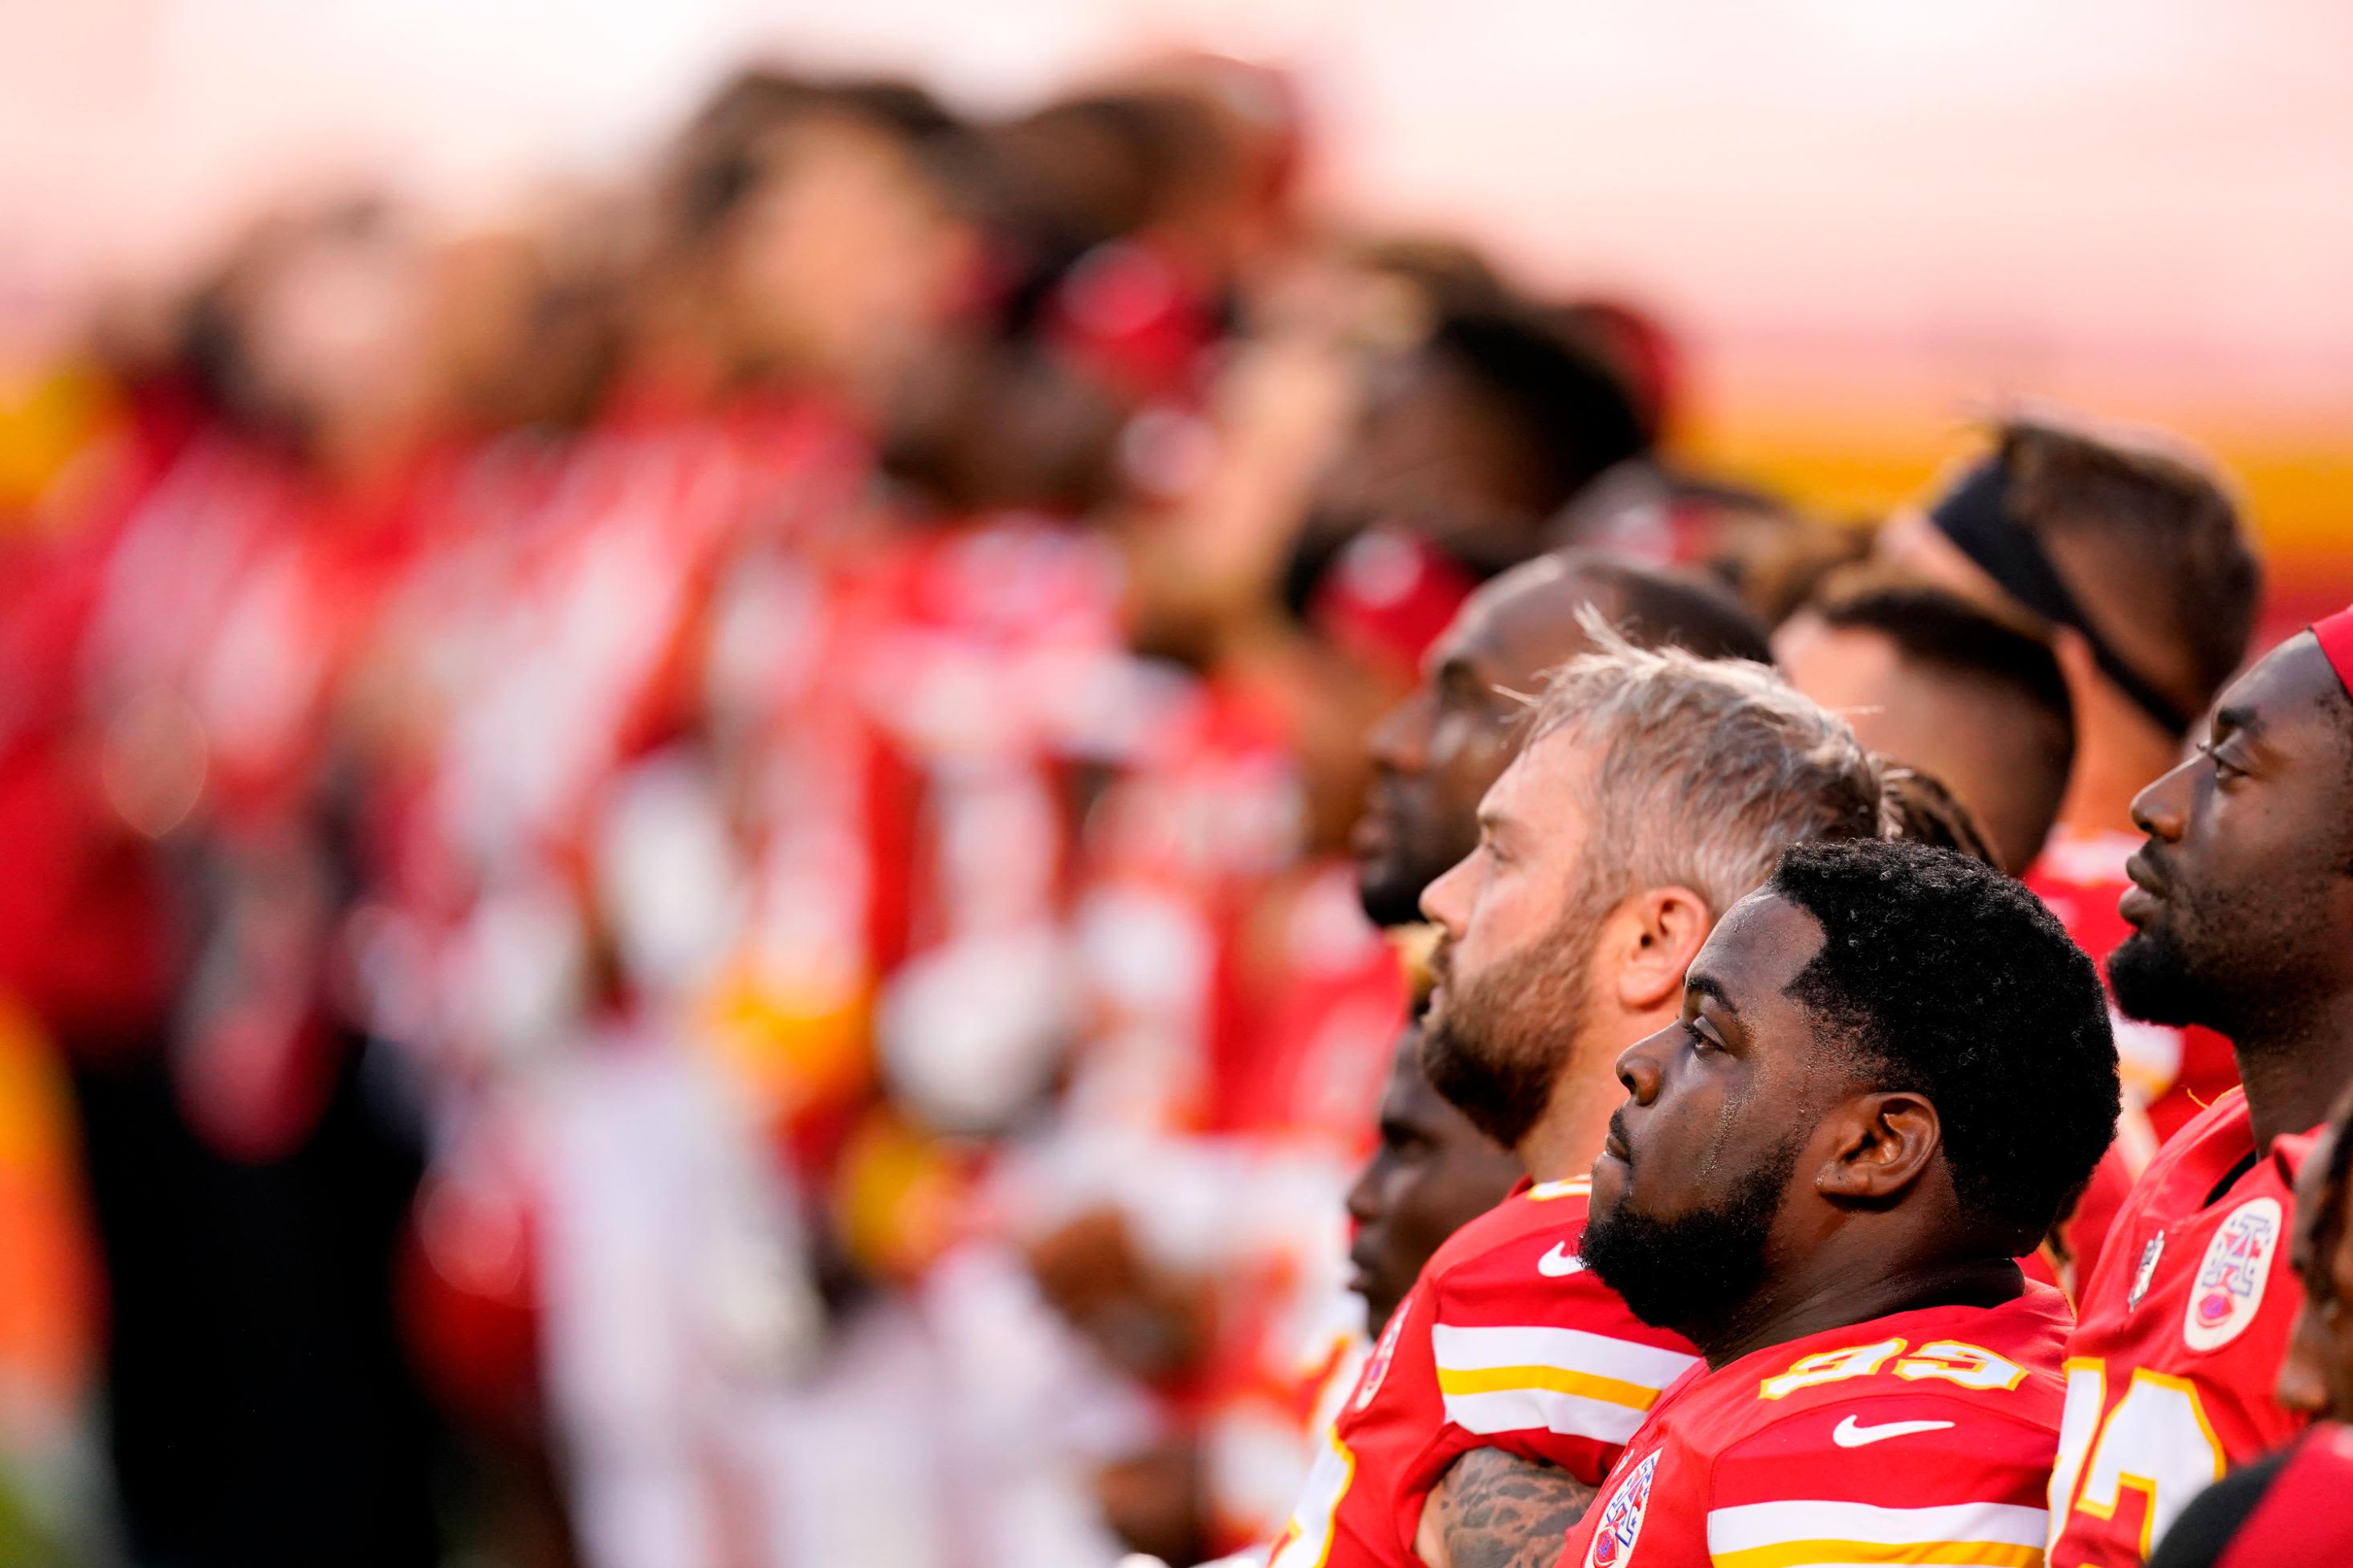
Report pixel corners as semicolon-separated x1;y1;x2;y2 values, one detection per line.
1928;455;2194;736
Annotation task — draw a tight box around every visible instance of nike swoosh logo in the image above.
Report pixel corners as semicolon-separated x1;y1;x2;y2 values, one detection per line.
1537;1242;1586;1277
1832;1415;1955;1448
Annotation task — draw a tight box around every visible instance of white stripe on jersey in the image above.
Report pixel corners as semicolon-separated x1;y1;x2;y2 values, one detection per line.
1707;1498;2049;1564
1432;1322;1698;1385
1432;1323;1698;1442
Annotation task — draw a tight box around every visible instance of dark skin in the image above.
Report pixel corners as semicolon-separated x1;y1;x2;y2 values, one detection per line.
2119;632;2353;1151
1598;893;2022;1369
2277;1122;2353;1419
1354;558;1617;927
1346;1028;1524;1337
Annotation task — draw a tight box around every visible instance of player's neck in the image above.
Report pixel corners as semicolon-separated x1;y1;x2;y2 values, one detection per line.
2237;996;2353;1150
1515;1062;1628;1184
2053;707;2184;839
1515;1024;1648;1184
1686;1253;2025;1372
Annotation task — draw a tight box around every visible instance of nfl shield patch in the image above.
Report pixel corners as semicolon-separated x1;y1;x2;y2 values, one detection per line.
2183;1197;2282;1353
1585;1449;1660;1568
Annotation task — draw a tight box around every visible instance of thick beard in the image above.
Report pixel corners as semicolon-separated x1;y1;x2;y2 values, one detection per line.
2107;926;2206;1028
1421;895;1606;1150
1579;1131;1802;1334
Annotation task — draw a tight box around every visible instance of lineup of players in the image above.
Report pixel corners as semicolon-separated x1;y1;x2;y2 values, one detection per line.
5;52;2350;1568
1264;422;2353;1568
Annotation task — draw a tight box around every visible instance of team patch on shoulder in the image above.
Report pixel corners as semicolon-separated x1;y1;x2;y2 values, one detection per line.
2184;1196;2282;1353
1584;1449;1658;1568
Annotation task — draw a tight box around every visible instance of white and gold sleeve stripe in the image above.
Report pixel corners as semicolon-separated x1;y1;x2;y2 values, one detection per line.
1433;1323;1699;1444
1705;1499;2049;1568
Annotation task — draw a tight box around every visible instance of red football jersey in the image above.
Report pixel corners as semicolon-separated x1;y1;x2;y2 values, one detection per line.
1268;1177;1701;1568
2047;1090;2314;1568
1560;1285;2073;1568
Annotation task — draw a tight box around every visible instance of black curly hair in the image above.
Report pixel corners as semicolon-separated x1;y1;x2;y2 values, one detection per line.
1768;837;2119;1250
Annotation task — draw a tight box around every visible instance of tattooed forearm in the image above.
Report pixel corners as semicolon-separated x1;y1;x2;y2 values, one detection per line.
1417;1446;1601;1568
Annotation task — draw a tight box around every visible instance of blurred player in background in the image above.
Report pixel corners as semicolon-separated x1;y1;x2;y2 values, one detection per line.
1775;572;2073;878
1355;549;1769;929
2046;606;2353;1567
1562;838;2118;1568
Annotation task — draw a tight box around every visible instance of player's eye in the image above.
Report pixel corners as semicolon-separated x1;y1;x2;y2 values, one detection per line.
2196;739;2247;783
1681;1020;1715;1054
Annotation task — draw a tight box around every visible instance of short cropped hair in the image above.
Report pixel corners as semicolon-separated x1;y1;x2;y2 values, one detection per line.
1557;549;1774;666
1998;415;2259;712
1524;617;1884;919
1816;574;2074;772
1877;765;1999;868
1769;838;2119;1248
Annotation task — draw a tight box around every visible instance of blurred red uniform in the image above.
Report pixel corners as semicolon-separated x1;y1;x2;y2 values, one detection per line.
2045;1091;2314;1568
1269;1177;1699;1568
1560;1285;2072;1568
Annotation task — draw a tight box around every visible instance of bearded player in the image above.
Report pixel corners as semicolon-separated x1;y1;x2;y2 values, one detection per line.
2045;605;2353;1567
1560;837;2119;1568
1270;630;1885;1568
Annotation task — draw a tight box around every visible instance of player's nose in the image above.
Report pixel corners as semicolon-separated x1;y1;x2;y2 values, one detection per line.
1613;1023;1670;1105
2130;753;2195;845
1419;850;1473;935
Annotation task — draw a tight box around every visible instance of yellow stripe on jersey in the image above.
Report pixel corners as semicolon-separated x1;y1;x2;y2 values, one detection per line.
1433;1324;1699;1444
1436;1362;1661;1411
1710;1544;2041;1568
1708;1501;2049;1568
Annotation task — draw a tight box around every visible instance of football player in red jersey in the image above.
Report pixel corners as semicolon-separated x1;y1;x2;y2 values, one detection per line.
1562;837;2120;1568
2045;605;2353;1567
1271;629;1887;1568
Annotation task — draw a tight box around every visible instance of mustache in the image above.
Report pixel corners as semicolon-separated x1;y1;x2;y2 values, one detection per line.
1606;1106;1632;1163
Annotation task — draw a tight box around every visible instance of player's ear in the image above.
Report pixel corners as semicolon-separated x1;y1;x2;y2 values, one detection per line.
1813;1091;1941;1203
1610;886;1713;1014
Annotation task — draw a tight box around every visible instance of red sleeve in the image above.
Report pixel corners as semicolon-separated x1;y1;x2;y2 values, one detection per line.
1411;1250;1700;1488
1703;1399;2056;1567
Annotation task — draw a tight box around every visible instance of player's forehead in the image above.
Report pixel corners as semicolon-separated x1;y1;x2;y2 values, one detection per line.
1689;890;1825;1009
1437;560;1592;681
1479;725;1592;841
2215;631;2343;748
